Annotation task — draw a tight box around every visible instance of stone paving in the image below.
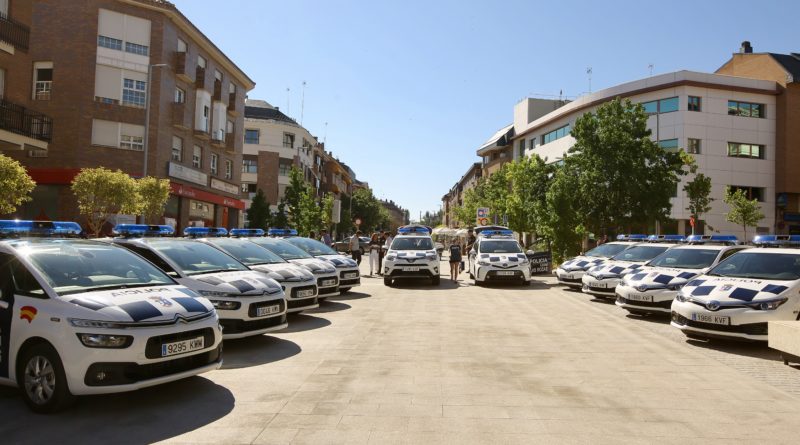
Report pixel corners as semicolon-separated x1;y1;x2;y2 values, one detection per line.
2;260;800;444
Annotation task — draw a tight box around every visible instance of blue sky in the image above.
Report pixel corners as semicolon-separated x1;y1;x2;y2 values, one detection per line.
174;0;800;221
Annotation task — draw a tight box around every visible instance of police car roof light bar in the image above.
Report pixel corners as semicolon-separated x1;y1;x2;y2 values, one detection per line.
752;235;800;247
0;220;82;238
646;234;686;243
229;228;265;237
397;225;432;234
616;234;647;241
267;228;298;237
184;227;228;238
685;234;738;245
478;229;514;238
113;224;175;238
474;225;510;235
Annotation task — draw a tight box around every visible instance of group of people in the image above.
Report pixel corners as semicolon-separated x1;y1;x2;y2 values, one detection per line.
308;229;334;247
346;230;394;276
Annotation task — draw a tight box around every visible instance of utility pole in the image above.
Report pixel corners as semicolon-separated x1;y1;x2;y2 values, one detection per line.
286;87;291;116
300;81;306;125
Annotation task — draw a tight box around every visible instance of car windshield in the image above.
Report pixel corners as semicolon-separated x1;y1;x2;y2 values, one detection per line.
148;240;248;276
250;238;313;260
647;248;719;269
585;243;629;258
206;238;286;265
391;237;434;250
707;252;800;281
479;240;522;254
286;237;339;256
22;241;174;296
612;245;669;262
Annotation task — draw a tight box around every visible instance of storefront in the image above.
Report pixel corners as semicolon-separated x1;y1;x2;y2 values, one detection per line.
168;182;244;232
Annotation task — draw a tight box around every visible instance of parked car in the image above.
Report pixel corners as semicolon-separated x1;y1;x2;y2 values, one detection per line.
334;236;370;254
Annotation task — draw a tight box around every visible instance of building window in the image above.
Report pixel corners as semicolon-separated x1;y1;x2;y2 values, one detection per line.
283;132;295;148
728;100;764;118
124;42;149;56
201;105;210;132
225;160;232;180
729;186;765;202
192;145;202;168
518;139;525;157
172;136;183;161
242;158;257;173
658;138;679;152
214;70;222;82
177;38;187;53
33;64;53;100
687;138;701;154
98;35;122;50
229;82;236;95
688;96;701;112
175;87;185;103
226;120;234;135
278;159;292;176
244;129;259;144
197;55;206;69
541;124;570;145
120;134;143;151
210;153;218;175
727;142;765;159
122;78;146;107
641;97;678;114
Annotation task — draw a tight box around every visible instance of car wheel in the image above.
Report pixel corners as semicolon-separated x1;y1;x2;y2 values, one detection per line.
383;276;392;286
431;275;440;285
339;287;351;294
521;279;531;286
17;343;75;414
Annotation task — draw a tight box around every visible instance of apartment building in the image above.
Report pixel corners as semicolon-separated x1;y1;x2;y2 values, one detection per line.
1;0;254;231
441;162;482;228
512;69;778;239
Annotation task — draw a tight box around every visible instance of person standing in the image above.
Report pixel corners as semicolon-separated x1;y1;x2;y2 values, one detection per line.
321;229;333;247
465;228;476;272
378;231;387;275
309;231;316;241
368;233;382;276
349;230;363;265
448;239;462;281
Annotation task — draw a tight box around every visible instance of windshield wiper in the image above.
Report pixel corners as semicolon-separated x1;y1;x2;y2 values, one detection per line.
70;283;157;295
191;268;241;275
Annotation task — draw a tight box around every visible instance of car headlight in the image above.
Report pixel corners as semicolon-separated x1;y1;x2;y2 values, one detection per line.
69;318;129;329
747;298;788;311
76;333;133;348
425;253;438;260
198;290;232;298
210;300;241;310
666;283;684;291
385;255;396;261
478;261;490;266
675;292;689;303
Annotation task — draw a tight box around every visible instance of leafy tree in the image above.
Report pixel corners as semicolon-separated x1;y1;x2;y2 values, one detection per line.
683;165;713;235
283;166;306;228
0;154;35;215
724;187;764;242
505;156;553;237
71;167;138;237
137;177;171;224
350;188;388;232
321;193;334;229
273;200;289;228
246;189;271;229
541;162;586;263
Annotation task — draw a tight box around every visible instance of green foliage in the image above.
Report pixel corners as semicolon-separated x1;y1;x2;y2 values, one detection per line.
321;193;334;229
342;188;389;233
273;201;289;228
246;189;271;229
420;209;443;227
0;154;35;215
683;173;713;234
137;176;171;224
542;162;586;263
71;167;139;236
283;166;306;228
505;156;553;237
724;187;764;241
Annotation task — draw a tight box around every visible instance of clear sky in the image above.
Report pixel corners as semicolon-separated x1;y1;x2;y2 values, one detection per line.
173;0;800;221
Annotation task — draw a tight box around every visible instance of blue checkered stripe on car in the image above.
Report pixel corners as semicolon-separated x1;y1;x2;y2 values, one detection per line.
627;270;696;284
683;281;789;301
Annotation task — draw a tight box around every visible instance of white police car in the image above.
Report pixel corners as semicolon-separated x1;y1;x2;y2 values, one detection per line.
468;227;531;286
283;236;361;294
197;229;319;314
246;235;340;300
555;235;645;288
384;225;440;286
107;226;288;339
0;221;221;413
617;235;746;316
671;235;800;342
581;235;684;298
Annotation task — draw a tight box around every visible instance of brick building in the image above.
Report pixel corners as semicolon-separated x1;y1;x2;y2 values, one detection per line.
0;0;254;232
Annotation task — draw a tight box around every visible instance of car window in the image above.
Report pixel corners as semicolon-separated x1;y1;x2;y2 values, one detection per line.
479;240;522;254
719;248;744;261
148;240;248;276
647;248;719;269
286;237;339;255
125;244;180;277
0;252;14;302
391;237;434;250
708;252;800;281
611;245;669;262
585;243;629;258
207;239;286;265
250;238;313;260
10;257;46;298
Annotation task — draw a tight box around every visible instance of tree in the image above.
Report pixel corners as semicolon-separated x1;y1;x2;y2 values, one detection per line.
321;193;334;229
505;156;553;238
350;188;388;232
683;158;713;234
724;187;764;242
136;177;171;224
273;200;289;228
283;166;306;228
71;168;139;237
541;162;586;263
246;189;271;229
0;154;36;215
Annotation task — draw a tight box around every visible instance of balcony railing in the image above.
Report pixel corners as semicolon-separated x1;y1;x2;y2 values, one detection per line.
0;99;53;142
0;12;30;52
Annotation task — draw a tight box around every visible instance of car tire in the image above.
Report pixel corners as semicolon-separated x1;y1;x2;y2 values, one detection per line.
17;343;75;414
383;276;392;286
431;275;440;285
339;287;351;294
521;279;530;286
469;271;474;279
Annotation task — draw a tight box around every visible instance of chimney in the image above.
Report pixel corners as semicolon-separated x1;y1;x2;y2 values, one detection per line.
740;41;753;54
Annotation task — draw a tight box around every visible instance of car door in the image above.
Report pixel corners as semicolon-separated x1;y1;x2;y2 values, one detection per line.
0;253;14;378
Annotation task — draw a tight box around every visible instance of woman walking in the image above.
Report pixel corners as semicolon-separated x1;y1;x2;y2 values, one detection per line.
448;239;462;281
369;233;382;276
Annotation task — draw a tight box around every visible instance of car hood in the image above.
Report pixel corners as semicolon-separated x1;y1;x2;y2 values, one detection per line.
249;263;315;282
680;276;795;304
587;260;645;278
289;258;337;274
188;270;283;295
62;285;213;323
317;254;358;268
478;253;528;266
559;255;607;271
623;267;703;289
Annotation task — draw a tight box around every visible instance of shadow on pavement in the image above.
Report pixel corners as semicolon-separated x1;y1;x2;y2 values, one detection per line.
388;278;459;290
685;337;783;361
306;301;351;314
329;291;371;301
221;336;301;369
624;312;671;324
278;313;332;333
0;376;233;444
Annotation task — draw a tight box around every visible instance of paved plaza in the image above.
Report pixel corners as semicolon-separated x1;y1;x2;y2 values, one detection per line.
2;260;800;444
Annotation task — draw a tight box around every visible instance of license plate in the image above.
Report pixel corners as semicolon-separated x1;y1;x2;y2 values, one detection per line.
628;293;652;302
161;336;204;357
691;313;730;325
560;273;573;280
404;267;420;272
297;289;315;298
257;305;281;317
589;281;607;288
497;271;515;276
321;279;336;286
344;272;358;278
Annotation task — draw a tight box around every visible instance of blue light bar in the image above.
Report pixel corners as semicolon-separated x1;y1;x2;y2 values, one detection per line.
616;234;647;241
478;229;514;237
113;224;174;237
474;225;510;235
646;234;686;242
397;225;432;234
753;235;800;246
685;234;738;244
229;228;265;237
267;228;298;237
0;220;82;238
184;227;228;238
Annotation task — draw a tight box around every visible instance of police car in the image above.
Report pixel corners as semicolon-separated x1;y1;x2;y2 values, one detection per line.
671;235;800;342
581;235;685;298
468;227;531;286
554;235;645;288
245;234;340;300
106;225;288;339
616;235;746;316
0;221;221;413
196;229;319;314
383;225;440;286
282;236;361;294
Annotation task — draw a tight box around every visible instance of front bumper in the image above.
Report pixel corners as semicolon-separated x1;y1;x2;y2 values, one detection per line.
385;261;439;280
338;268;361;287
216;295;288;339
669;300;786;341
316;274;340;298
282;280;319;313
614;285;675;313
475;265;530;282
581;275;619;297
555;268;584;287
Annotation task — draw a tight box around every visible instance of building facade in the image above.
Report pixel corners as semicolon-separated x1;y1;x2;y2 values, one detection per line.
442;162;482;228
1;0;254;232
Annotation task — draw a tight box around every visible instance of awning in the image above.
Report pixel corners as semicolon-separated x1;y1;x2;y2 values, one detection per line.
476;124;514;156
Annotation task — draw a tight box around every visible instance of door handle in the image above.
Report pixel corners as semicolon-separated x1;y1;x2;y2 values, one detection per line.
0;301;9;309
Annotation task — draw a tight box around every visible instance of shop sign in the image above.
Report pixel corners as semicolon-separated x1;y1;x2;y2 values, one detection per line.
168;162;207;186
211;178;239;195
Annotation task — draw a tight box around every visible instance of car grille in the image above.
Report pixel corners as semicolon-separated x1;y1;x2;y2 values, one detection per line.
671;312;768;335
390;268;434;278
486;270;523;280
290;285;317;299
248;299;287;318
318;277;339;288
85;345;221;386
220;314;287;334
144;328;215;359
616;295;672;309
558;276;582;283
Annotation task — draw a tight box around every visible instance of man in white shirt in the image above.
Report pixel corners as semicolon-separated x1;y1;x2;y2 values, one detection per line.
349;230;363;264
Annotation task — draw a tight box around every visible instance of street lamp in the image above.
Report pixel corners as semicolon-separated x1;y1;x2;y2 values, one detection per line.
140;63;169;223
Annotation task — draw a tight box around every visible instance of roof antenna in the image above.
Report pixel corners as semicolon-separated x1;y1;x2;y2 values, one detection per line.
648;64;654;77
300;81;307;126
286;87;291;116
586;67;592;93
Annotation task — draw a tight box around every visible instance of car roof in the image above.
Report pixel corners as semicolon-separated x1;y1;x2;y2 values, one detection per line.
734;247;800;254
669;244;738;251
2;238;113;250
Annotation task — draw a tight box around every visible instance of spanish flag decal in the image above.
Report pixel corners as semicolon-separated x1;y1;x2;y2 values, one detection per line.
20;306;37;323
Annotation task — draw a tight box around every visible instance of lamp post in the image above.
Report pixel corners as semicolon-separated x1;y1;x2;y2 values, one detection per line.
140;63;169;223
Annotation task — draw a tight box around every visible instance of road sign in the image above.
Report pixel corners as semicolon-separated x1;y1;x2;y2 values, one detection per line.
476;207;490;226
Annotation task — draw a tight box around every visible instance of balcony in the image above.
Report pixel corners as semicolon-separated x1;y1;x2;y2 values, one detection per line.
225;132;235;153
211;129;225;148
174;52;191;83
195;66;206;90
194;118;210;140
0;99;52;151
171;102;191;130
0;12;30;53
213;80;222;101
